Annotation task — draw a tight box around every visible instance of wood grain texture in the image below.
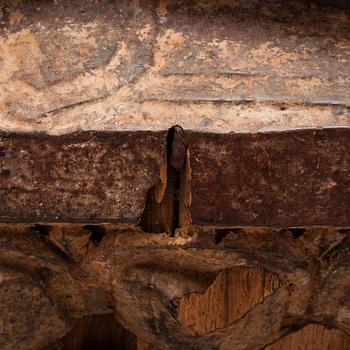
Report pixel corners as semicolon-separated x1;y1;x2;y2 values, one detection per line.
141;266;350;349
0;224;350;349
267;324;350;350
178;267;281;336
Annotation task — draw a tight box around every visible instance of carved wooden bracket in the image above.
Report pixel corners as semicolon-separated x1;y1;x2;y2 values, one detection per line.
1;224;350;349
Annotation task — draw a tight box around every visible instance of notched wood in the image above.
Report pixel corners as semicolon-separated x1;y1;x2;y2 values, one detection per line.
141;126;191;235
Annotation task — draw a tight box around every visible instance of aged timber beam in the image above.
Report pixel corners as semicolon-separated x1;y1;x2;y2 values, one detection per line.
1;127;350;227
185;128;350;227
1;0;350;350
0;131;166;223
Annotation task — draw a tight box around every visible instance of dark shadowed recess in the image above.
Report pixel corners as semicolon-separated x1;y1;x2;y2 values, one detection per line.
317;0;350;10
46;314;143;350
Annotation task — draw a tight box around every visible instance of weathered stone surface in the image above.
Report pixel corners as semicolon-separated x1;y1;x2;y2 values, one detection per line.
0;0;350;134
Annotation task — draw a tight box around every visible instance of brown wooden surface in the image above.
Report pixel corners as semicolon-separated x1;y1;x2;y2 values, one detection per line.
0;131;166;223
139;266;350;349
178;267;281;336
1;0;350;349
1;224;350;350
267;324;350;350
187;128;350;227
2;128;350;227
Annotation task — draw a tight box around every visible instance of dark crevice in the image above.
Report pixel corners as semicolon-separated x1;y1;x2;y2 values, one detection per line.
279;317;307;333
83;225;106;245
290;228;306;239
30;224;71;261
141;126;190;236
168;126;181;236
30;223;51;236
281;228;306;239
44;314;140;350
214;230;230;244
214;228;244;244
